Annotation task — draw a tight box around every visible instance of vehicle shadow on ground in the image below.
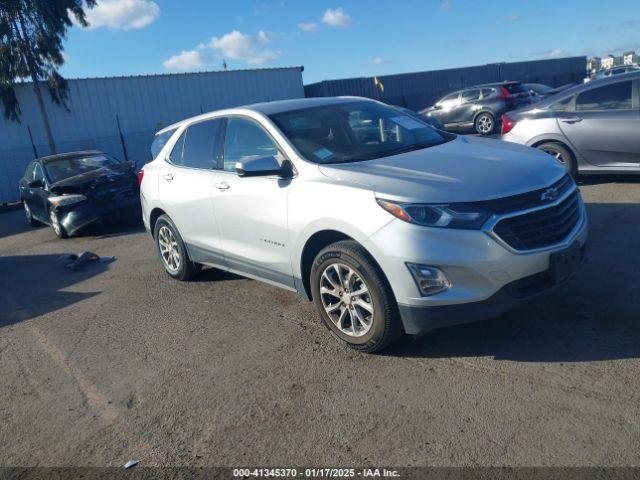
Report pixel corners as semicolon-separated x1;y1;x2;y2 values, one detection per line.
385;202;640;362
191;266;242;283
0;208;45;239
0;253;110;327
577;174;640;186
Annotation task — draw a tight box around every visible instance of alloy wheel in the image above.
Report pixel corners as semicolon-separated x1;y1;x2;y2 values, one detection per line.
477;114;493;134
319;262;374;337
158;225;181;273
49;210;61;236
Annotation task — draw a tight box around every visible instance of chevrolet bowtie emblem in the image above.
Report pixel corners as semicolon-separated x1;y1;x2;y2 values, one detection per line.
541;187;559;202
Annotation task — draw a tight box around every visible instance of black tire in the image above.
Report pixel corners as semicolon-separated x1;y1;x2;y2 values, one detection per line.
537;142;578;179
310;240;403;353
153;214;200;281
49;208;68;238
474;112;495;135
23;201;39;226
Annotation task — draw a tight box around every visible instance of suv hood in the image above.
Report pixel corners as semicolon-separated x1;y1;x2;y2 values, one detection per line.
318;136;566;203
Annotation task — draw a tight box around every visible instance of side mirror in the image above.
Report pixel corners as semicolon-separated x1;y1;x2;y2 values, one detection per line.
235;156;293;178
28;179;44;189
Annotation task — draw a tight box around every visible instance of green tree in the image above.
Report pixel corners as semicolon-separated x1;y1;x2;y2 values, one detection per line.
0;0;96;154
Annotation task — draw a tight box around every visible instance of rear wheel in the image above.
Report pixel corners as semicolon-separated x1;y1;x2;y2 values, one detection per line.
24;202;39;226
537;142;578;178
474;112;495;135
49;209;68;238
311;240;402;353
154;214;200;281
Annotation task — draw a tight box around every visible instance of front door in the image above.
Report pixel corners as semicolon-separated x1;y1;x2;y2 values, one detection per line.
558;79;640;168
158;119;226;264
24;163;50;221
211;116;294;289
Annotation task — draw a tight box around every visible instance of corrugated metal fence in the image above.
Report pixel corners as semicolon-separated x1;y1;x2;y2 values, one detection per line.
0;67;304;204
305;57;587;111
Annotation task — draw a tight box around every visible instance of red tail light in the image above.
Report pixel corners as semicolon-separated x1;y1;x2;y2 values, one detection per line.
496;86;510;100
501;114;516;135
137;169;144;185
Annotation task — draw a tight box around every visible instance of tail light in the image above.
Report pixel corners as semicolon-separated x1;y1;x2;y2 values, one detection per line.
137;169;145;185
501;114;516;135
496;86;510;100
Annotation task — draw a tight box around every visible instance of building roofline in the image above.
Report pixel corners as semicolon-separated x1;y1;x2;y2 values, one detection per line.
15;66;304;84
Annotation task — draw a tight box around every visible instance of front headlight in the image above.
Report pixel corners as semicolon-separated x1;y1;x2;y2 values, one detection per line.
48;194;87;207
377;199;490;229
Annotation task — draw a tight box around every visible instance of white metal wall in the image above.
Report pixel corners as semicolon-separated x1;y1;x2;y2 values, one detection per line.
0;67;304;203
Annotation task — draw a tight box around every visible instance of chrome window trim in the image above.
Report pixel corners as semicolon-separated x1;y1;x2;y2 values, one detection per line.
482;185;585;255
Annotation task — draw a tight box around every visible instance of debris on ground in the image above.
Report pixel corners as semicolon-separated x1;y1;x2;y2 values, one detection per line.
57;251;116;271
123;460;139;469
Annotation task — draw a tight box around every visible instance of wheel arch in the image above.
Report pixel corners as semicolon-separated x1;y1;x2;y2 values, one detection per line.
149;207;167;238
298;229;390;302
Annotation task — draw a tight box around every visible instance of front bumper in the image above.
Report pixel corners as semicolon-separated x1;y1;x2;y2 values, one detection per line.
59;196;141;236
363;203;588;336
399;244;586;336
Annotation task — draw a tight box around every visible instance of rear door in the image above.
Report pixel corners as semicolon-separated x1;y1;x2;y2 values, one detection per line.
557;79;640;167
453;89;481;124
157;118;226;261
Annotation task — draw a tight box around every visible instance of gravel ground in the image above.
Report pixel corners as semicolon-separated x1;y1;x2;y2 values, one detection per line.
0;176;639;467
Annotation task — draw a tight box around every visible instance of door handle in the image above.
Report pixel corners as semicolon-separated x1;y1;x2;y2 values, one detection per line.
162;173;174;182
560;116;582;123
214;182;230;191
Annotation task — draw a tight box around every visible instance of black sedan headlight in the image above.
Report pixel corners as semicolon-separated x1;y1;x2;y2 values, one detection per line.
377;199;491;229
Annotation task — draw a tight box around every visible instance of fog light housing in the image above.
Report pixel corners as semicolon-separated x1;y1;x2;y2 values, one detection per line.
406;263;451;296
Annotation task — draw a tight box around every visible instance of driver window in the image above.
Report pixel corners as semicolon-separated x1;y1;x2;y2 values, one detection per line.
223;117;283;172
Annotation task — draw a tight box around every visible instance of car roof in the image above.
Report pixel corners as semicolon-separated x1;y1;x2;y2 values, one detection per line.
516;70;640;112
155;96;375;135
38;150;105;163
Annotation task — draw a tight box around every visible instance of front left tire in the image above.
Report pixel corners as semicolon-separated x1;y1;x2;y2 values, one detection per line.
310;240;403;353
49;208;68;238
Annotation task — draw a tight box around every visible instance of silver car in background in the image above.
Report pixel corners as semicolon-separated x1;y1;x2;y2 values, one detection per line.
502;72;640;178
140;97;587;353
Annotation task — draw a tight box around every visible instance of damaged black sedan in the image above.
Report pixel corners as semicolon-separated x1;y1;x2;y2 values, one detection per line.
19;150;141;238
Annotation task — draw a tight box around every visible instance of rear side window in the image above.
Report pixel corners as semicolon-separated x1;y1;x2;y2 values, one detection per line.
151;128;177;159
576;81;632;111
181;119;224;170
503;83;526;94
461;89;481;102
548;96;573;111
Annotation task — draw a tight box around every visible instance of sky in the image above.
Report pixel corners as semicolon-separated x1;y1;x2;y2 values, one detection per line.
60;0;640;84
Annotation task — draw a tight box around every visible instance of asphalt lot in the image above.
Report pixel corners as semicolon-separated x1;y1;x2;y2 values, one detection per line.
1;176;639;467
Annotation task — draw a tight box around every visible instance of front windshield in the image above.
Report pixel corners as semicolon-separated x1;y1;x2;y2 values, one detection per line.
269;101;453;164
44;154;125;183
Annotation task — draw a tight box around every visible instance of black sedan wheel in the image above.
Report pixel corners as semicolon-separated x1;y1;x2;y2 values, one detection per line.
474;112;495;135
49;209;68;238
24;202;39;226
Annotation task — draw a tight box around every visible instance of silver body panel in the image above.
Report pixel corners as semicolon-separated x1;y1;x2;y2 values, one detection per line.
141;97;588;333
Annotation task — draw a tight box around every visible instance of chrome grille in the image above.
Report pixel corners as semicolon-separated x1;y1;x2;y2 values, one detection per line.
492;189;582;251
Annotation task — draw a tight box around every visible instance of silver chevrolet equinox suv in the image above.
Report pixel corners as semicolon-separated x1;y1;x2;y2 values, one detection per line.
140;97;587;353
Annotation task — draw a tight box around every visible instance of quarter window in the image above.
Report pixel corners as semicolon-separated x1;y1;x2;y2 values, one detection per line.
151;128;177;159
223;117;283;172
576;81;632;111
